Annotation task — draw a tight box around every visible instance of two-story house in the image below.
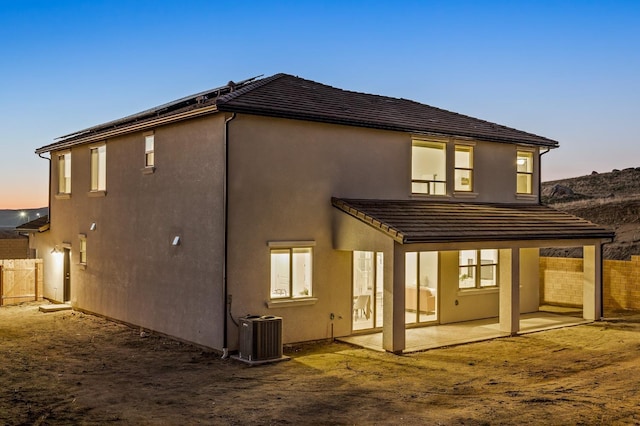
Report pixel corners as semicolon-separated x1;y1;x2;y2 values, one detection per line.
33;73;613;354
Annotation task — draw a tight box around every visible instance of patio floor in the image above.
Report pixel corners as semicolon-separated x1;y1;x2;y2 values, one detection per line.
338;307;589;353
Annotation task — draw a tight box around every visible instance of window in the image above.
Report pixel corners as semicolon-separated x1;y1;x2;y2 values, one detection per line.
79;234;87;266
459;249;498;289
57;152;71;194
90;145;106;191
144;134;155;168
516;151;533;194
270;247;312;299
412;140;446;195
454;145;473;192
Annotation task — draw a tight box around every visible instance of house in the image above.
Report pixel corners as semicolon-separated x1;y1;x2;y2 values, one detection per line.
33;73;614;354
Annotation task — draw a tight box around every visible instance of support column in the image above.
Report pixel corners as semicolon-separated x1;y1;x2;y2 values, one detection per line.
383;243;405;354
499;248;520;335
583;243;602;321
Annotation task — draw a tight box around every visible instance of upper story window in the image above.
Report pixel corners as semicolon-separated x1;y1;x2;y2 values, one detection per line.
270;246;313;300
144;133;155;168
516;151;534;194
57;152;71;195
454;145;473;192
412;140;446;195
90;145;106;192
459;249;498;289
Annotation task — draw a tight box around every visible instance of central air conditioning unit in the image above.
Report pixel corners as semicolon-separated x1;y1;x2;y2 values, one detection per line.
238;315;283;362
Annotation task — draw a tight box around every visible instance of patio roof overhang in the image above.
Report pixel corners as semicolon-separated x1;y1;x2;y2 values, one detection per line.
331;198;615;245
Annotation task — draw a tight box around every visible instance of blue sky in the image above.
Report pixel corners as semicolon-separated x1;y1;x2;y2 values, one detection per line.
1;0;639;208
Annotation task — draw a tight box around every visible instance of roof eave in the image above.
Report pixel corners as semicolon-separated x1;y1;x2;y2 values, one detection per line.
217;105;559;148
35;105;220;154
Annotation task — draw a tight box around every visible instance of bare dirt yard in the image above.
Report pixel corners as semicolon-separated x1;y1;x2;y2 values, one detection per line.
2;303;640;425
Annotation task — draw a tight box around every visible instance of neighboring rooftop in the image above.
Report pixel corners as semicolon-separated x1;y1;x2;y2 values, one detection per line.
15;215;50;233
36;73;558;154
332;198;614;244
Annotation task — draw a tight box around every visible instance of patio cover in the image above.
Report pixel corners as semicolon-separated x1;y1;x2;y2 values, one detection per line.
332;198;614;244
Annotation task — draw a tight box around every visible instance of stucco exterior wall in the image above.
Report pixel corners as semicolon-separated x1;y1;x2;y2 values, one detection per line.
226;115;409;346
44;114;227;349
226;114;543;346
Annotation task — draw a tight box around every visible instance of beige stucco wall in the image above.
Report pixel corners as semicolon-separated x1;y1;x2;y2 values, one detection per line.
225;114;542;346
43;114;227;349
37;108;547;351
225;115;409;346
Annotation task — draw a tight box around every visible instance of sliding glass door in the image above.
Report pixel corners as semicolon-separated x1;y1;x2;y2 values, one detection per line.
353;251;383;331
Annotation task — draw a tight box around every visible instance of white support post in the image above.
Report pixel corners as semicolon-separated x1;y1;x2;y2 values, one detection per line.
499;248;520;335
583;244;602;321
383;243;406;354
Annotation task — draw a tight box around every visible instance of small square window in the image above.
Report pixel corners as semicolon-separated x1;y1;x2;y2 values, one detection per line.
459;249;498;289
270;246;313;299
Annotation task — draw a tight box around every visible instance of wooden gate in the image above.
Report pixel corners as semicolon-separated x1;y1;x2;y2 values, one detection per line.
0;259;44;306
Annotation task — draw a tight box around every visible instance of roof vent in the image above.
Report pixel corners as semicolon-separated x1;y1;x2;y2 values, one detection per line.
227;80;236;92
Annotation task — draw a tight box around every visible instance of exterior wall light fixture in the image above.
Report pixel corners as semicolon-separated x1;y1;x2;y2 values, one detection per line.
90;222;97;231
172;236;181;246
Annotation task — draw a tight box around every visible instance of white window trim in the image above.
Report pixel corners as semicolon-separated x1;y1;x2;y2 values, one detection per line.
78;234;87;269
267;240;315;304
143;131;155;173
454;143;474;193
89;144;107;194
57;150;72;196
458;249;499;291
268;240;316;248
516;148;536;196
411;138;448;196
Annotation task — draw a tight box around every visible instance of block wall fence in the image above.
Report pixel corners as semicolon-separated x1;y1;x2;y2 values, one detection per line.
540;256;640;312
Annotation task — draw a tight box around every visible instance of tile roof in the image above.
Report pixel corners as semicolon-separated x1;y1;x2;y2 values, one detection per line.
216;74;559;148
332;198;614;244
36;73;557;154
15;215;50;232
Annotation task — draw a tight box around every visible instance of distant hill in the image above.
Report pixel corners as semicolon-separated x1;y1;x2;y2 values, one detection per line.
543;167;640;260
0;208;48;228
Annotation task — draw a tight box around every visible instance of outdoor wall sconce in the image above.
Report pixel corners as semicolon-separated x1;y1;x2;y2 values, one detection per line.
50;245;62;254
90;222;97;231
172;236;181;246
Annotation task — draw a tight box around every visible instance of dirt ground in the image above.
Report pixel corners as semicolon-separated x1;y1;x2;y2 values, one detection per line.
2;303;640;425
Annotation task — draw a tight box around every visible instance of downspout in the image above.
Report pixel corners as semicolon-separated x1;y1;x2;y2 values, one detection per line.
37;153;51;223
538;147;551;205
221;112;236;359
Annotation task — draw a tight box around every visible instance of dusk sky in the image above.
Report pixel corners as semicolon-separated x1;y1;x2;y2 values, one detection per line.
1;1;639;209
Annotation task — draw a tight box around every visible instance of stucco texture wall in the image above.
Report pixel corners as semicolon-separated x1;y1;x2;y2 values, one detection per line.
44;113;227;350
